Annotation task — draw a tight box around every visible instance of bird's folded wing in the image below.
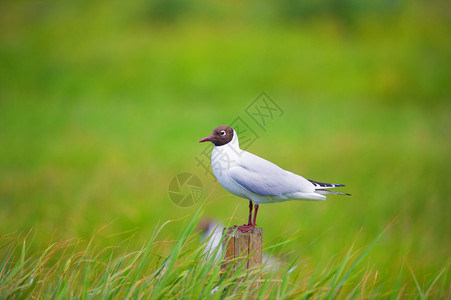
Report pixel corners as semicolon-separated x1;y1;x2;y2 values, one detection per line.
229;152;314;196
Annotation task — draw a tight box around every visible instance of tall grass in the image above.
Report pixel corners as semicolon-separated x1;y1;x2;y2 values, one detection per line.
0;0;450;298
1;209;449;299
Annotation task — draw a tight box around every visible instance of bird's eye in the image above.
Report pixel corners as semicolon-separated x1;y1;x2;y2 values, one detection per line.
220;130;226;136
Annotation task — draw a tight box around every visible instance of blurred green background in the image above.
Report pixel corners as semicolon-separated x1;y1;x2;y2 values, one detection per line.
0;0;450;284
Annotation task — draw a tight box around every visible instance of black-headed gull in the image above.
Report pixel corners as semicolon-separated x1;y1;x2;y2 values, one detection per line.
199;125;349;232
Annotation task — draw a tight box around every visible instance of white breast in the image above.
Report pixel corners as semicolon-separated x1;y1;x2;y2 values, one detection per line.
211;145;249;198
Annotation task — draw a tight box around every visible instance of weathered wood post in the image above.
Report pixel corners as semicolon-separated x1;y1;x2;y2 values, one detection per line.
221;228;263;274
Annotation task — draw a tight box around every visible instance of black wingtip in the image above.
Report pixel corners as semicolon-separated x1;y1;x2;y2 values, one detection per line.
308;180;346;188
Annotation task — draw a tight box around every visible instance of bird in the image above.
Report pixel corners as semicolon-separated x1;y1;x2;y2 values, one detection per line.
199;125;349;232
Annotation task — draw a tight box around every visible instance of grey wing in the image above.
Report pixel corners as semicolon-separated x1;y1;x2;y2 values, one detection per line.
229;152;315;196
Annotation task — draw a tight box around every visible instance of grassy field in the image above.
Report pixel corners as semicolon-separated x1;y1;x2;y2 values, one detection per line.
1;0;450;298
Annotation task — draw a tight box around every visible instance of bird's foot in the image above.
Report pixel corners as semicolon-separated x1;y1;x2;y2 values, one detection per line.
237;224;256;232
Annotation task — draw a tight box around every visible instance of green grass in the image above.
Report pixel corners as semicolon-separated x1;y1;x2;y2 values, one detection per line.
0;0;450;297
1;210;449;298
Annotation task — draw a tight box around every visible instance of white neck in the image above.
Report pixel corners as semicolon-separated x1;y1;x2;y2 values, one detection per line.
211;130;242;164
214;129;239;149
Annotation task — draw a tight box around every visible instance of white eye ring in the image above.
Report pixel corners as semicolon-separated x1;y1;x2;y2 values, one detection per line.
220;130;226;136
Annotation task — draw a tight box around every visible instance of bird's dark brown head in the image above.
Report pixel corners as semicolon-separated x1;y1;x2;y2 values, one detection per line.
199;126;234;146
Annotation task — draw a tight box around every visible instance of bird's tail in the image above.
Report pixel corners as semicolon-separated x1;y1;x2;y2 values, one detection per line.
309;179;350;196
315;189;351;196
308;179;345;189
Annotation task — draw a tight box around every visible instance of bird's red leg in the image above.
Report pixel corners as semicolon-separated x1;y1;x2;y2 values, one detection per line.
247;201;253;225
238;202;258;232
237;200;255;232
252;204;259;227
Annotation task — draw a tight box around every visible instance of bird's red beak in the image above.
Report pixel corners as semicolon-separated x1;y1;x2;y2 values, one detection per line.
199;136;211;143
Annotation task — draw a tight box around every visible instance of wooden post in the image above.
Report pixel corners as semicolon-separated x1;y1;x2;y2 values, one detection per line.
221;228;263;274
